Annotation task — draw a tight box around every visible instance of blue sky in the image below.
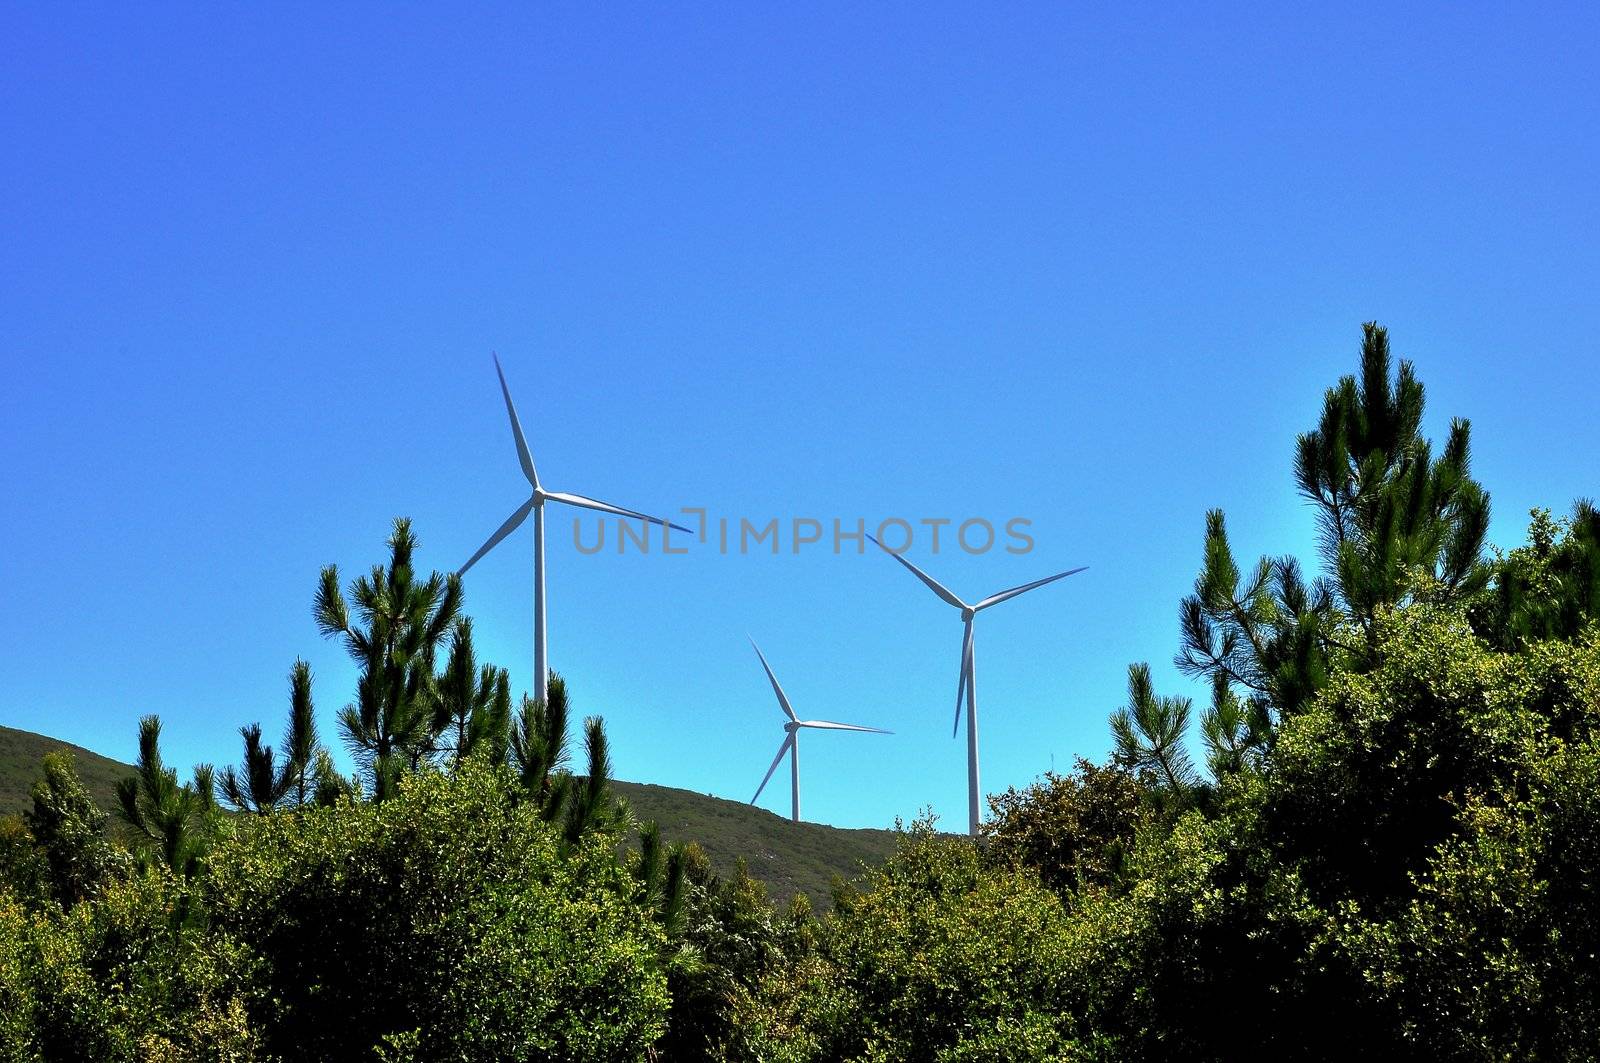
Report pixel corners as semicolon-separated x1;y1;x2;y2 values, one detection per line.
3;3;1596;829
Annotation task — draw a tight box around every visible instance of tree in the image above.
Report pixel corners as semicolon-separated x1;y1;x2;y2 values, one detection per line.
633;820;690;941
653;848;816;1062
505;674;622;846
435;617;511;765
1197;669;1260;778
310;748;360;806
0;815;48;905
509;674;571;803
1175;322;1491;764
114;715;218;878
215;659;322;813
23;752;124;906
563;715;621;846
1475;501;1600;649
1295;322;1490;628
1109;662;1198;797
315;517;463;798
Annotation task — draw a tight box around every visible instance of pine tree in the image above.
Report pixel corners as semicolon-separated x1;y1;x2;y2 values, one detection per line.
509;673;571;805
114;715;218;877
435;617;511;765
310;748;359;806
315;517;463;799
507;674;622;847
564;715;622;845
635;820;691;939
1173;323;1491;769
1296;323;1491;626
1109;663;1198;797
216;659;322;813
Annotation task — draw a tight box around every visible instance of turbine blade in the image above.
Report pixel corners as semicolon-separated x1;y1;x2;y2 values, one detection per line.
749;638;799;721
797;720;893;733
750;733;795;804
493;353;540;489
865;534;966;610
973;566;1088;611
459;497;535;575
954;620;973;738
543;491;693;534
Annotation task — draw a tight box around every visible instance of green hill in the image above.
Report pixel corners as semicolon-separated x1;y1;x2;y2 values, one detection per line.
0;725;132;820
0;724;897;907
611;779;900;906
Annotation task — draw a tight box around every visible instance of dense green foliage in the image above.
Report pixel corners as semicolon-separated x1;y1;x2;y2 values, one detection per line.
2;323;1597;1059
209;763;669;1060
737;824;1091;1061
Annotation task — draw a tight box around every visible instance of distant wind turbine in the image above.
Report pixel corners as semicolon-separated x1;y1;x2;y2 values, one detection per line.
459;354;690;705
866;534;1085;835
748;638;892;822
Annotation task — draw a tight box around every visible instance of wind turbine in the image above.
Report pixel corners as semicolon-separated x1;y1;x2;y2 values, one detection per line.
866;534;1085;836
748;638;892;823
459;354;690;706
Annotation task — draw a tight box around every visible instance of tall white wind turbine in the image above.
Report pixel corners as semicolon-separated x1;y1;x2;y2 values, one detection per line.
866;535;1086;836
748;639;892;823
459;354;690;705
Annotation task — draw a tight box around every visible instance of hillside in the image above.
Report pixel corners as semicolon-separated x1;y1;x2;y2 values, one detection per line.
0;725;133;820
612;779;899;905
0;724;897;907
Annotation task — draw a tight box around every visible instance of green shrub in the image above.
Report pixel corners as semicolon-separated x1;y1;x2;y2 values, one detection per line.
206;760;669;1061
0;872;261;1062
738;823;1086;1062
0;817;48;908
982;758;1144;898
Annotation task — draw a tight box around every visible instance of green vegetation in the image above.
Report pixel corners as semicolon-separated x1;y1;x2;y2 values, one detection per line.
0;728;129;817
0;730;896;908
2;322;1597;1059
612;779;898;905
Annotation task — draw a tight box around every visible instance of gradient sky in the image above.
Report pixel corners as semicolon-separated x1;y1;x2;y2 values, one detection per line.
3;3;1597;829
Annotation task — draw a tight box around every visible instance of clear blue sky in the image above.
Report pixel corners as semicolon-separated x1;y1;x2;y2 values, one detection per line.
3;4;1596;829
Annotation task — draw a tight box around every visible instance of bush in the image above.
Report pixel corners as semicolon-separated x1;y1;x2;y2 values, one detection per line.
982;758;1144;898
0;817;48;908
0;872;261;1062
655;852;814;1061
205;760;669;1061
1334;693;1600;1058
738;823;1087;1062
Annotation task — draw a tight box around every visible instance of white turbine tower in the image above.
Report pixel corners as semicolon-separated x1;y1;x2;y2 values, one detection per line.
866;534;1086;836
748;639;892;823
459;354;690;705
